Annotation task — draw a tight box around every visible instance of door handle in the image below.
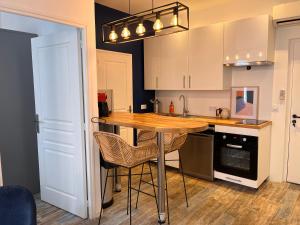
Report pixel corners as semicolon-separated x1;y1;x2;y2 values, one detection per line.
189;75;191;88
34;114;40;133
128;105;132;113
293;114;300;119
183;76;186;88
156;76;158;88
226;144;243;149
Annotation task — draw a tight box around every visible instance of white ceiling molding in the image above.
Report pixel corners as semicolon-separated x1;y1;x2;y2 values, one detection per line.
94;0;232;14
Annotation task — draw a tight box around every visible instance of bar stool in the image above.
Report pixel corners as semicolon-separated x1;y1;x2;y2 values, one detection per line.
136;131;188;224
94;131;159;225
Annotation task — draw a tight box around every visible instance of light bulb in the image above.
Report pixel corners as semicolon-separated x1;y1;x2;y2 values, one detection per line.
136;22;146;36
153;13;163;32
109;27;118;42
170;8;178;26
121;25;131;40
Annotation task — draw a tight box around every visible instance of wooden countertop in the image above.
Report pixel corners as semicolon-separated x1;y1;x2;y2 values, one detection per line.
97;112;209;133
148;113;272;129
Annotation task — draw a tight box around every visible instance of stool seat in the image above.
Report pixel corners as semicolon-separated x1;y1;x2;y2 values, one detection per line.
94;131;159;225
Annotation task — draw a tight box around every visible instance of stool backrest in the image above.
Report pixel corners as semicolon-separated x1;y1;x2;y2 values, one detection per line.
94;131;133;167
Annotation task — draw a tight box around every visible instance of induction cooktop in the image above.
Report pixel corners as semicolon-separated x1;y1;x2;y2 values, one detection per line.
236;119;267;125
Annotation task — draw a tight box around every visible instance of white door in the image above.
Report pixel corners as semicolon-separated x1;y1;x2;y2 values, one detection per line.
31;29;87;218
287;39;300;184
97;50;133;144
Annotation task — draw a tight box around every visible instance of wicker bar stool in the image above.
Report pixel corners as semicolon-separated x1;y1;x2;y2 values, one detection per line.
136;131;188;224
94;131;159;225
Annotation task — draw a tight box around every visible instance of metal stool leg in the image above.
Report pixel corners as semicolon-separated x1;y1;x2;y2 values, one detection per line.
148;161;159;213
127;169;130;215
98;168;109;225
129;168;132;225
179;155;189;208
135;163;145;209
165;165;170;225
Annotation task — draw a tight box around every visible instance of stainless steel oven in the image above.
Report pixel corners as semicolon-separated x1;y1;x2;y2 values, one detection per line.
214;132;258;180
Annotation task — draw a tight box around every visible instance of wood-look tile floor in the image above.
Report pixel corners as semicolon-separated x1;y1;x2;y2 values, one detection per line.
36;165;300;225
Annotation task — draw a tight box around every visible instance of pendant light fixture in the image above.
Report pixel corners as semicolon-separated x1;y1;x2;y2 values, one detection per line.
136;18;146;36
121;23;131;39
121;1;131;40
153;12;164;32
170;7;179;26
102;1;189;44
108;25;118;42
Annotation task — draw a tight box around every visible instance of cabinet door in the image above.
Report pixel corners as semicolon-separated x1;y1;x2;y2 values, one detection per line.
188;23;225;90
224;15;270;64
144;37;161;90
159;32;188;90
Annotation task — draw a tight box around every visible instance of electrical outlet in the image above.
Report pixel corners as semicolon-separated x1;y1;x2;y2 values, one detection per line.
141;104;147;110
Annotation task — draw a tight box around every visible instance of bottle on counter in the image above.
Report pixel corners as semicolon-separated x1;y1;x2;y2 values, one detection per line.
169;101;175;114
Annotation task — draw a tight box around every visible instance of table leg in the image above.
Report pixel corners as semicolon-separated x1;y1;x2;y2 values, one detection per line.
157;132;166;224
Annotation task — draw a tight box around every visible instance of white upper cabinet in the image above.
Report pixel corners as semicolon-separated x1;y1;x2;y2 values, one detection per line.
188;23;231;90
144;36;161;90
159;32;189;90
144;32;188;90
223;15;275;65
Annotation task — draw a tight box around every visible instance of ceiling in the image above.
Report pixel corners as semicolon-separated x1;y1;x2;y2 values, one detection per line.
94;0;231;14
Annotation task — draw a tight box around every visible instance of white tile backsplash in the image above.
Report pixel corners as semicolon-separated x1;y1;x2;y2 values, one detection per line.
155;66;274;120
156;90;231;117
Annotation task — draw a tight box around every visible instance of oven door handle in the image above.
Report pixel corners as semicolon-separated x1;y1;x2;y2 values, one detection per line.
226;144;243;149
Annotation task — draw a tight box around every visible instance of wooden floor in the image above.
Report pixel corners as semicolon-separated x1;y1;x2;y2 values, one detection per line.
36;165;300;225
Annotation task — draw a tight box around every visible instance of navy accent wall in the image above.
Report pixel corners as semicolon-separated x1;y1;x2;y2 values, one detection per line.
95;3;155;113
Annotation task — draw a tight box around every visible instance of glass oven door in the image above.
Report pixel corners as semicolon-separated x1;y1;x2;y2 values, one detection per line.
214;133;258;180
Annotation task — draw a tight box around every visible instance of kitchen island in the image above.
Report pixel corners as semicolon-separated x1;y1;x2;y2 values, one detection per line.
97;112;208;223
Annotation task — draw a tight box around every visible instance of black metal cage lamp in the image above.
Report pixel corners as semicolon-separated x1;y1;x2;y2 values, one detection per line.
101;1;189;44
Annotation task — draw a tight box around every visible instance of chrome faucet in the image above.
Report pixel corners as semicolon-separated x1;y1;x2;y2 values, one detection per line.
150;98;160;114
179;95;189;117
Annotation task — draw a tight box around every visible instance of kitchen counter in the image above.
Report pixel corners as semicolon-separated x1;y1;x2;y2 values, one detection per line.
149;113;272;129
99;112;209;133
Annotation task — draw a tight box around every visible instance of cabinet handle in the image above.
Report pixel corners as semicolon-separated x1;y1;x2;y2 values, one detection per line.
189;75;191;88
156;76;158;88
183;76;186;88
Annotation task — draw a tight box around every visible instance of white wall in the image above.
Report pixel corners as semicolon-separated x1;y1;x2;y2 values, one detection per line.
189;0;297;28
0;0;98;218
0;12;74;35
232;67;274;120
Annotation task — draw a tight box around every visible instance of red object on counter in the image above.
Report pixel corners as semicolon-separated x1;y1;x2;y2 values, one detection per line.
169;101;175;114
98;93;107;102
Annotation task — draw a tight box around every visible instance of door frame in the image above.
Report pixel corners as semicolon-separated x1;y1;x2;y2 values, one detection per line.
0;8;97;218
273;24;300;182
285;38;300;182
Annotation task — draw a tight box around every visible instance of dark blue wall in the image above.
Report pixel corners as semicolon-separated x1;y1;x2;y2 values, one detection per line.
95;3;155;113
